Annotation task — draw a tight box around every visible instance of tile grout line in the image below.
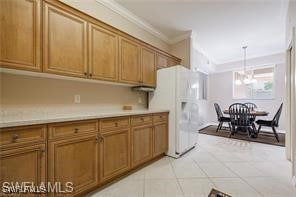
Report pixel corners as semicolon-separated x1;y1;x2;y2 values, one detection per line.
204;143;265;196
190;152;220;190
168;156;188;197
196;140;265;196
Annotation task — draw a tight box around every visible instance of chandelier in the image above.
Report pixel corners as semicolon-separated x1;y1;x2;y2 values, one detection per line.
235;46;257;85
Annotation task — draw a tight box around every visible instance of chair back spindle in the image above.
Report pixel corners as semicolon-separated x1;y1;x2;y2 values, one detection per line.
229;103;252;127
244;103;257;111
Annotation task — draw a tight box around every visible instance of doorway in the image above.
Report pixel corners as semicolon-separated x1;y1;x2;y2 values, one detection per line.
286;27;296;183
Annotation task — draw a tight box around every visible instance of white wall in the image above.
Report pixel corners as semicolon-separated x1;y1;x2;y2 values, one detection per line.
213;53;285;73
286;0;296;46
207;61;286;131
170;38;191;69
0;72;147;121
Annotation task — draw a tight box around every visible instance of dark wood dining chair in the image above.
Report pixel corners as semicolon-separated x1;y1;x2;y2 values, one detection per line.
244;102;257;130
244;102;257;111
228;103;254;138
214;103;231;132
256;103;283;142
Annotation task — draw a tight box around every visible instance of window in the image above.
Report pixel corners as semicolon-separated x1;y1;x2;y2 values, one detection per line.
233;66;275;99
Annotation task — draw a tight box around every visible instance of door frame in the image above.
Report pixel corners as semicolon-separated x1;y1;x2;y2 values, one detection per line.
287;27;296;186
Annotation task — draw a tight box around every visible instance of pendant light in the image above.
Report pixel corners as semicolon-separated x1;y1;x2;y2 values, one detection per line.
238;46;257;85
242;46;251;84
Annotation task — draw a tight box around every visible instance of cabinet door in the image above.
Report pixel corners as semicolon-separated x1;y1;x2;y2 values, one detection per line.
88;23;118;81
43;2;88;78
131;125;153;167
0;0;41;71
141;47;156;87
0;144;46;196
100;129;130;182
156;53;168;69
119;37;141;84
48;135;99;196
153;122;168;156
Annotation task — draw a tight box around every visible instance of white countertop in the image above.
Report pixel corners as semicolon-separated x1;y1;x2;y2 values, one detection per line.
0;109;169;128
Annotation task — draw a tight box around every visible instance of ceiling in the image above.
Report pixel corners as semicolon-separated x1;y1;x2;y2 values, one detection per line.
114;0;288;64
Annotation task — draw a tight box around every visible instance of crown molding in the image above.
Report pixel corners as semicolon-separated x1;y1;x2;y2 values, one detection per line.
169;31;192;44
95;0;171;43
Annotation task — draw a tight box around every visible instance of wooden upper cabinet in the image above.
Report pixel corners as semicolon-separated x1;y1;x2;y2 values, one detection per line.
0;0;41;71
88;23;118;81
0;144;46;196
48;135;99;196
131;125;153;167
156;53;169;69
141;47;156;87
100;129;130;182
43;2;88;78
119;37;141;84
168;58;179;67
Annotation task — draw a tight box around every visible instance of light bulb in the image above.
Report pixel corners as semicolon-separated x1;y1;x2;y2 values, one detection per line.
243;78;251;84
235;79;242;85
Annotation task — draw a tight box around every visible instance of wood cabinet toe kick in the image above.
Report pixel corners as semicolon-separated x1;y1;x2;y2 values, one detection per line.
0;112;168;196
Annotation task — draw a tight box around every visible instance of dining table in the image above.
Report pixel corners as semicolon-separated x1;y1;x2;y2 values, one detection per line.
223;109;269;117
223;109;269;138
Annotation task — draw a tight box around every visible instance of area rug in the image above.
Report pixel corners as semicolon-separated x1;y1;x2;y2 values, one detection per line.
199;125;285;147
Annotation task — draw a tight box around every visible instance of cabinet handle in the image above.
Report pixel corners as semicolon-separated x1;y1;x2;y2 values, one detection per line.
74;128;79;133
99;133;104;143
89;73;93;77
84;72;87;76
41;148;46;155
11;133;19;142
96;133;104;143
140;118;144;121
114;122;118;127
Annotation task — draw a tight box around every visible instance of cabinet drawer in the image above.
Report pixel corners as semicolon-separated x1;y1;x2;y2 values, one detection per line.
153;113;168;123
100;117;130;132
48;120;98;139
131;115;152;126
0;125;46;148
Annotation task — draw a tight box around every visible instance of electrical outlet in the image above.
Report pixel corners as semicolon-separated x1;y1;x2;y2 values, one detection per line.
74;95;80;103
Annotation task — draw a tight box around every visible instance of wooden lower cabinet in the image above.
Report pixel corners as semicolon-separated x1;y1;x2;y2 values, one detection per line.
48;135;99;196
131;125;153;167
0;113;168;196
153;122;168;156
0;144;46;196
100;129;130;182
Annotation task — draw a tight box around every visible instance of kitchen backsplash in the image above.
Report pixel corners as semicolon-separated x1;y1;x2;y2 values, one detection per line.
0;73;147;120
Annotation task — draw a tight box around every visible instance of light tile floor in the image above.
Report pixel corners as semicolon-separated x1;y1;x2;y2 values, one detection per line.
89;134;296;197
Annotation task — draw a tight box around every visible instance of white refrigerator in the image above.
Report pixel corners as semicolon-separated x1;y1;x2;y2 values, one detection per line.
149;66;199;158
